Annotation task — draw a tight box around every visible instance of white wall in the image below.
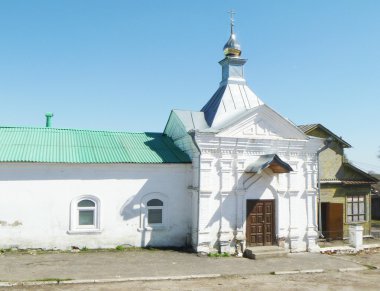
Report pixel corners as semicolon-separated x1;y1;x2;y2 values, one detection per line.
0;163;192;250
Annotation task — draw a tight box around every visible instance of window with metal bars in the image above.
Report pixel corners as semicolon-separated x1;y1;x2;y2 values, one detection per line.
346;195;366;223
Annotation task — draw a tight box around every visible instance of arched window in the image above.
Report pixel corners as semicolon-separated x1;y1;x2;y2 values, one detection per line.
78;199;96;226
147;199;163;224
139;193;168;230
69;196;101;233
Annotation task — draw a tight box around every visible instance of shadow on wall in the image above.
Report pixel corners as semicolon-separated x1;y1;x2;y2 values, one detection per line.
203;165;317;250
119;181;190;248
205;168;277;250
143;132;191;164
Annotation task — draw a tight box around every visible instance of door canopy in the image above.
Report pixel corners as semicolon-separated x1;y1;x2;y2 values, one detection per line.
245;154;293;174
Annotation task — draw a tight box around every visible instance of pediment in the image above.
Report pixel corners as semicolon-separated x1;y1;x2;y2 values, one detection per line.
216;105;308;140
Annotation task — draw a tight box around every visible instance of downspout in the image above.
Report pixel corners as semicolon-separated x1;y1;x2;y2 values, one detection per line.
316;137;333;237
190;130;202;249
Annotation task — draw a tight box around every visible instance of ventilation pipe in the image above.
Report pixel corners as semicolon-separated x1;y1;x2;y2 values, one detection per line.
45;112;54;128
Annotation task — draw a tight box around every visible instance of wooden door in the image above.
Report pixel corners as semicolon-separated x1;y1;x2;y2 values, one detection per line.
246;200;275;246
321;202;343;240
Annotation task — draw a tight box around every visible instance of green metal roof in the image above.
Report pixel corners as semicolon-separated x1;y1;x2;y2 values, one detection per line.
0;127;191;164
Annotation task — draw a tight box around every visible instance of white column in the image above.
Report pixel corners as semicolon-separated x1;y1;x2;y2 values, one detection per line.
288;191;300;252
277;190;288;248
305;190;320;252
197;190;212;253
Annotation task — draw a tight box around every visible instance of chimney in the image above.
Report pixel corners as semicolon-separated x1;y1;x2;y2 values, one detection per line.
45;112;54;128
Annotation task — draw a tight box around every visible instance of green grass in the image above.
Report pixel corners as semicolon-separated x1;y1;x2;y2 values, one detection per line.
115;245;126;251
207;252;230;258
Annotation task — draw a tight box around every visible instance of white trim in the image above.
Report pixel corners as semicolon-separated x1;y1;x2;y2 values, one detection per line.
69;195;101;234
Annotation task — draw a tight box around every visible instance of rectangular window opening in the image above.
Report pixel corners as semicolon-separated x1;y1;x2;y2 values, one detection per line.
79;210;95;225
346;195;366;223
148;209;162;224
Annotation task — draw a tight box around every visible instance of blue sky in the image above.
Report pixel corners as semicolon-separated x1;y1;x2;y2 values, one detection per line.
0;0;379;173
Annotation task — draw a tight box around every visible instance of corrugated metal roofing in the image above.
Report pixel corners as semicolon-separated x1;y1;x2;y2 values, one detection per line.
0;127;191;164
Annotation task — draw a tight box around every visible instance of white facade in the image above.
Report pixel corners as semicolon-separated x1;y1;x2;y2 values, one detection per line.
0;163;191;250
194;133;322;253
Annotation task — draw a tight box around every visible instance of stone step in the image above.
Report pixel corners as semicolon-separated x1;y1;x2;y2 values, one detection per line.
244;246;288;260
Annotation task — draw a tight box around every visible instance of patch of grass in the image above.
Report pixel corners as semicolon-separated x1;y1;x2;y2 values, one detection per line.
115;245;126;251
207;252;230;257
80;246;89;252
0;248;13;254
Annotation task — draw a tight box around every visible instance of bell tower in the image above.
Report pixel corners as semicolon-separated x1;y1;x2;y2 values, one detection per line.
201;12;263;127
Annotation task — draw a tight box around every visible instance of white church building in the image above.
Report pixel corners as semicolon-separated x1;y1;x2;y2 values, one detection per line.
0;22;323;253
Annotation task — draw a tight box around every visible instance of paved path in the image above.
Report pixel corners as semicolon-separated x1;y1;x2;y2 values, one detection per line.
0;249;370;282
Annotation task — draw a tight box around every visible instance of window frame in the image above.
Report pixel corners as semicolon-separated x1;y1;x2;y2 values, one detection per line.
68;195;102;234
77;199;97;228
346;194;367;223
147;199;164;225
140;193;168;230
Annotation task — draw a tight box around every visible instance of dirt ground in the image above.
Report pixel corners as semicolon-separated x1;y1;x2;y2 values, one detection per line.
5;269;380;290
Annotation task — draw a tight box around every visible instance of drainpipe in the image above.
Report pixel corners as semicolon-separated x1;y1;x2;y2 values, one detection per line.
316;137;333;237
190;130;202;250
45;112;54;128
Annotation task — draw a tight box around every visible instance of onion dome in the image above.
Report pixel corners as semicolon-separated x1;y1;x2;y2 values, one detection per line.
223;32;241;57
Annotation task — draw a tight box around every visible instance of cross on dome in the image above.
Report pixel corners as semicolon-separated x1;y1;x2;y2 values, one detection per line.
228;10;236;34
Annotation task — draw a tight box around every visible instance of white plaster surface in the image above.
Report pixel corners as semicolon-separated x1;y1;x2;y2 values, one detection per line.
0;163;192;250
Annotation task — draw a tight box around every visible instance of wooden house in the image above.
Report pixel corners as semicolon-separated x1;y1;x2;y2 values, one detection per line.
299;124;378;240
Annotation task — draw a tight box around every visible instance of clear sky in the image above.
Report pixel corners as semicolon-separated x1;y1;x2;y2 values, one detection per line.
0;0;379;173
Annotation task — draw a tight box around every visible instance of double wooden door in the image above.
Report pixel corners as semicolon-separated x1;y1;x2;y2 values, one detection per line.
246;200;275;246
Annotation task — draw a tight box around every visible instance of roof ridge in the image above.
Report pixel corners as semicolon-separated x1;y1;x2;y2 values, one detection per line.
0;126;162;135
